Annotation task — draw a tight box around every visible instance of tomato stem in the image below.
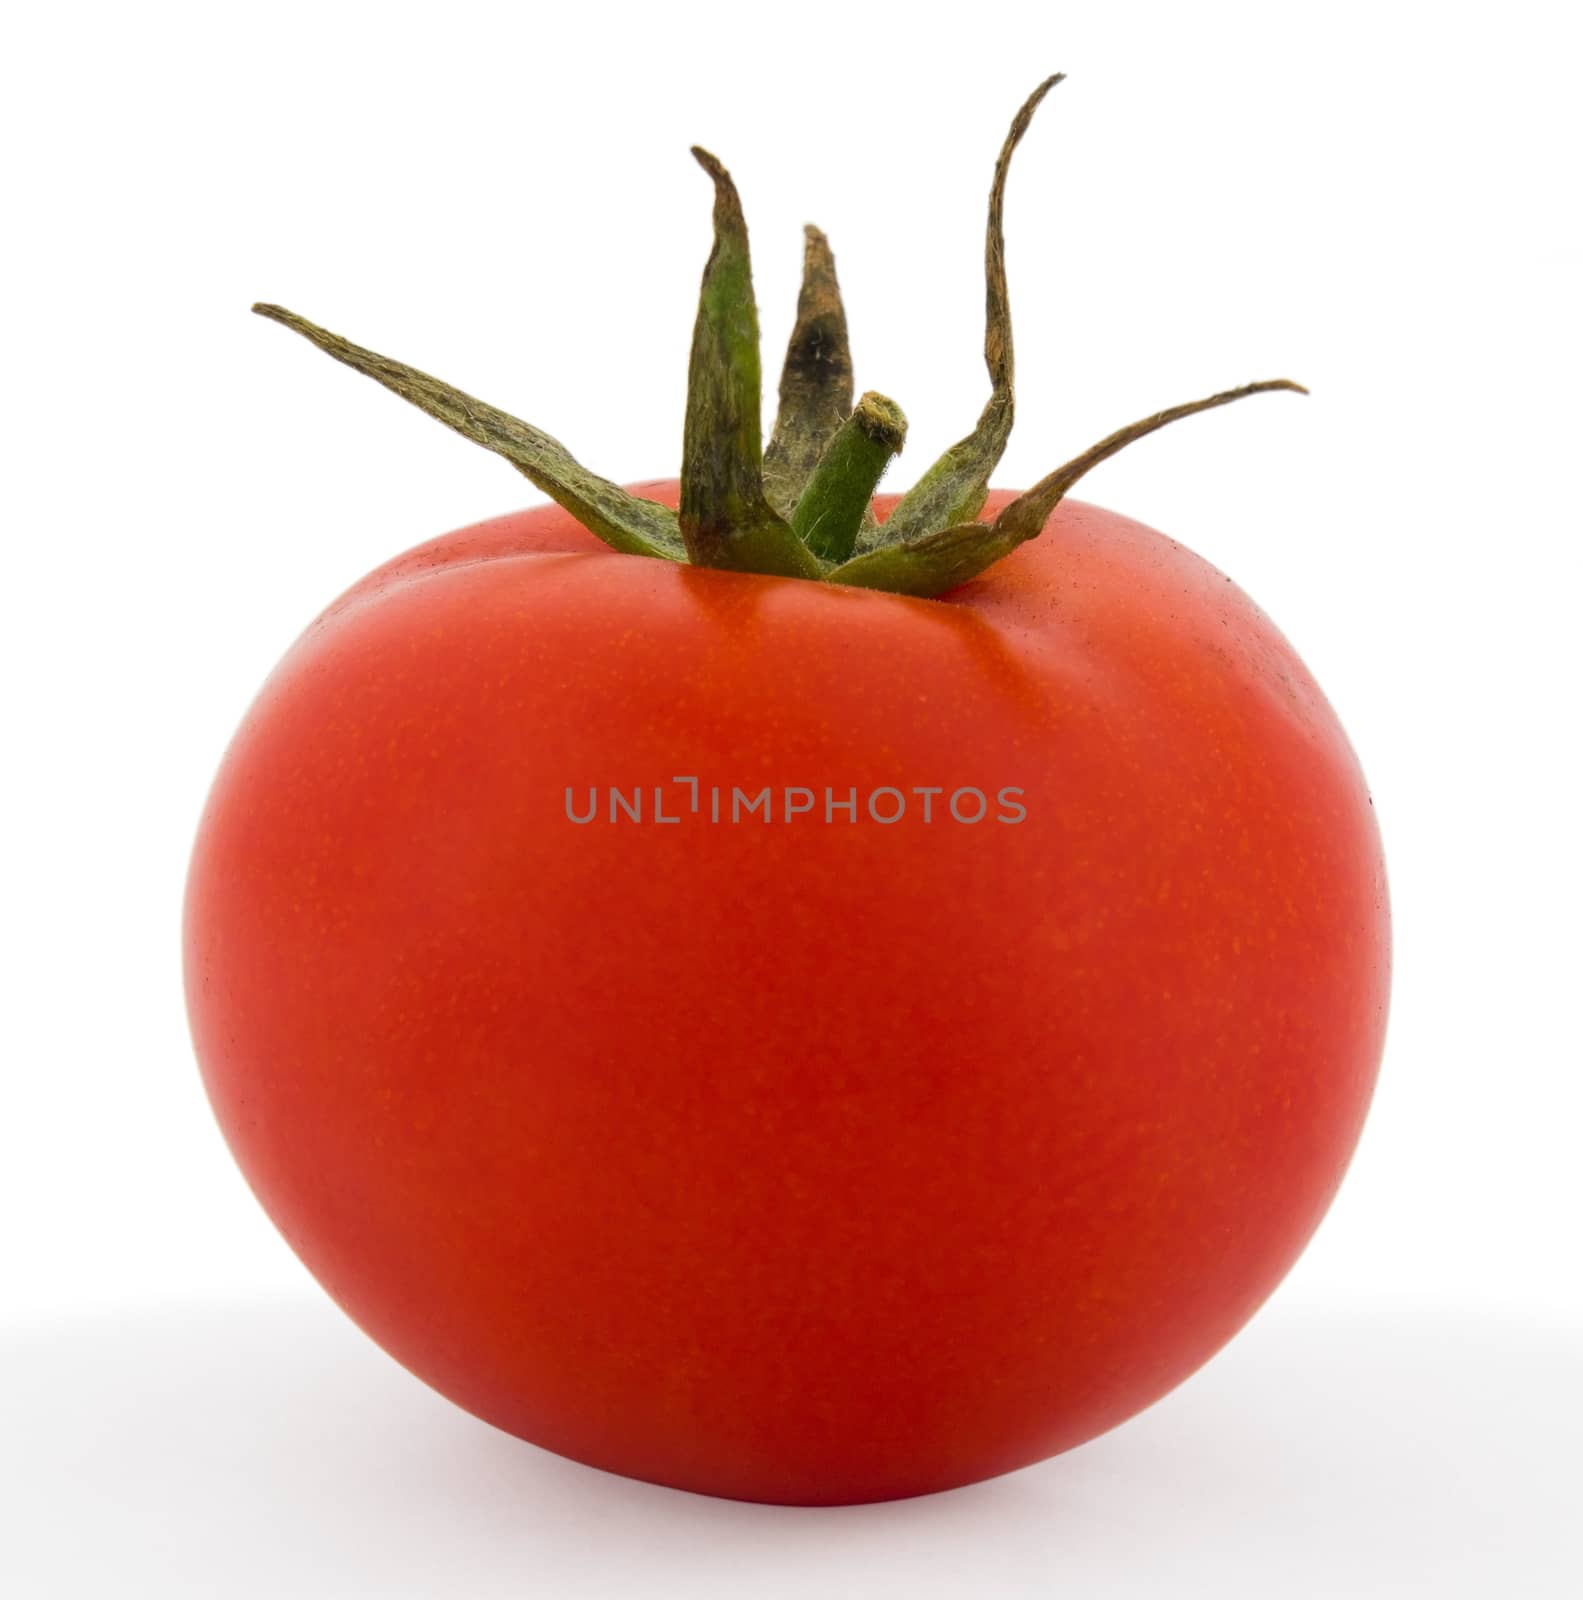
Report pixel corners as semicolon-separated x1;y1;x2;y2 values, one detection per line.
791;393;907;564
253;73;1309;602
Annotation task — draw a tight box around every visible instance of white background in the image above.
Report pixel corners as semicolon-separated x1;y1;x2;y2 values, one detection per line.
3;2;1579;1594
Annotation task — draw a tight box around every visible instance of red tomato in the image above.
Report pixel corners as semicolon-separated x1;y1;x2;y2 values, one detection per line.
185;481;1388;1504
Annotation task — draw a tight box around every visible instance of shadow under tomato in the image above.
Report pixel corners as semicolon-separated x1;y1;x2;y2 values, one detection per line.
1;1296;1576;1597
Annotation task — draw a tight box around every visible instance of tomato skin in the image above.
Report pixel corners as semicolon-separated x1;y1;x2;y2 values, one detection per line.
184;482;1388;1505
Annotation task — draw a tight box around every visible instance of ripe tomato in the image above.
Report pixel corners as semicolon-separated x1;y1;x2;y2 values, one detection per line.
184;480;1388;1504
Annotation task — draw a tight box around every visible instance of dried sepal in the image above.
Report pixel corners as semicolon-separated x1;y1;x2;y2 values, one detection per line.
877;73;1064;547
993;379;1308;543
679;151;824;580
251;305;685;561
826;519;1018;598
763;226;856;519
830;378;1307;599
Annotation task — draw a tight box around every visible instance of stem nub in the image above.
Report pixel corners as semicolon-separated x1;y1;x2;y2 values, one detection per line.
791;393;907;565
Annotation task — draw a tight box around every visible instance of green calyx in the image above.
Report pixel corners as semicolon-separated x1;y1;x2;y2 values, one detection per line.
255;74;1305;601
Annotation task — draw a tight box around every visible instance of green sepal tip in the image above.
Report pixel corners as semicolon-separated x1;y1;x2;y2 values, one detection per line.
790;392;907;565
250;304;685;562
678;149;823;580
829;379;1307;598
